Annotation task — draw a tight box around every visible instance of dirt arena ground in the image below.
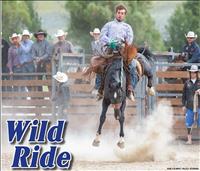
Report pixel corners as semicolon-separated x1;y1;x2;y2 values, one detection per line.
1;102;200;171
1;141;200;171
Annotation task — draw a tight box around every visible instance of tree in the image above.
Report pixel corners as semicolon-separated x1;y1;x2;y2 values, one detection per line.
166;1;200;52
2;1;41;41
65;1;165;56
25;1;42;32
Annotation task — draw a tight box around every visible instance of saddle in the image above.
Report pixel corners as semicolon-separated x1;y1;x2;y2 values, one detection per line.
83;43;138;77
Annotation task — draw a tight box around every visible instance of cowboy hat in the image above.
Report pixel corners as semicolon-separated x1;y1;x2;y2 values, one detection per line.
53;71;68;83
22;29;32;38
34;29;47;38
185;31;198;39
55;29;68;37
188;65;199;72
9;33;21;42
90;28;101;36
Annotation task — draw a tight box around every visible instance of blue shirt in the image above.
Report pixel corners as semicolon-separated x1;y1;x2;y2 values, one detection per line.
19;39;34;64
100;19;134;46
183;41;200;63
31;39;52;61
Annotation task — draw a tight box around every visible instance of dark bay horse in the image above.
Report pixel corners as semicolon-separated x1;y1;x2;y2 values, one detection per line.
92;57;127;149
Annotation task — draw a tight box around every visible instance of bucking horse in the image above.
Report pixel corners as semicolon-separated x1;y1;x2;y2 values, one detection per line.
84;41;155;148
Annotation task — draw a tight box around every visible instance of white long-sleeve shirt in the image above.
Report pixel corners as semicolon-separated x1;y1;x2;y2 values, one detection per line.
100;18;134;46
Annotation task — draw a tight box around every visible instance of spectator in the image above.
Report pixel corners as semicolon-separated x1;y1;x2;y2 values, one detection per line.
7;33;22;91
182;65;200;144
52;71;70;121
1;35;10;74
52;29;74;72
1;33;10;91
90;28;102;56
90;28;102;95
18;30;34;91
31;29;52;91
182;31;200;63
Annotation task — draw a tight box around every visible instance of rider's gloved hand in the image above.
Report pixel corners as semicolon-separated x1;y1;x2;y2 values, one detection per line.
108;39;118;50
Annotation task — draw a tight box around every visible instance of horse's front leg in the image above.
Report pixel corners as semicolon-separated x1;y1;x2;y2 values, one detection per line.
117;99;126;149
92;98;110;147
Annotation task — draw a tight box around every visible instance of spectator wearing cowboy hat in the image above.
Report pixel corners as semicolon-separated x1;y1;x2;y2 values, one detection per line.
90;28;103;95
52;29;74;67
7;33;25;92
90;28;102;56
52;71;70;121
7;33;21;76
182;65;200;144
31;29;52;91
18;30;35;84
182;31;200;63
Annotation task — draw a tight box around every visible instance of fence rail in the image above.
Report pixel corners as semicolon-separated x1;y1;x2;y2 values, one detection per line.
154;63;200;139
2;62;200;138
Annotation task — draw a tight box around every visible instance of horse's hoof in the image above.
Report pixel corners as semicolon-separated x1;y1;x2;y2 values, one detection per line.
114;109;120;120
148;87;155;96
117;141;125;149
114;114;120;120
92;139;100;147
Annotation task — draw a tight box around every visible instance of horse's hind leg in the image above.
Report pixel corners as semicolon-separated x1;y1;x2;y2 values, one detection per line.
147;72;155;96
117;99;126;149
92;98;110;147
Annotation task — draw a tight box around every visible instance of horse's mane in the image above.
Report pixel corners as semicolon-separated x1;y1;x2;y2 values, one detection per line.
121;43;138;65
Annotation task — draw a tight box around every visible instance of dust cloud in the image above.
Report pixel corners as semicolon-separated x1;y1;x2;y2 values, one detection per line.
116;101;176;162
62;101;176;162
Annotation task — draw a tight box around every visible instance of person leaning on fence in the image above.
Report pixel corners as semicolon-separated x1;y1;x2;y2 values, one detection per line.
52;71;70;122
182;31;200;63
18;30;35;91
52;29;74;62
7;33;24;91
182;65;200;145
89;28;103;95
31;29;52;91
